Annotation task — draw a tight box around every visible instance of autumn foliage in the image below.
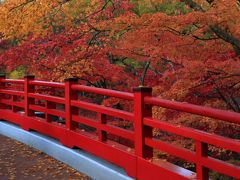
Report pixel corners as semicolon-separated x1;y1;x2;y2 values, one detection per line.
0;0;239;176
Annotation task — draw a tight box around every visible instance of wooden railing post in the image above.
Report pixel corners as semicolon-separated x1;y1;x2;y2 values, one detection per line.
0;74;6;110
23;75;35;130
24;75;35;116
65;77;78;130
133;87;153;158
196;141;209;180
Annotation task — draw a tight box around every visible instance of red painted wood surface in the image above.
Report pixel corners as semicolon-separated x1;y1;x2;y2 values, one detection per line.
0;76;239;180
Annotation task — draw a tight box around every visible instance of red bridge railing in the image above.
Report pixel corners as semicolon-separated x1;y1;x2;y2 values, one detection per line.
0;75;239;180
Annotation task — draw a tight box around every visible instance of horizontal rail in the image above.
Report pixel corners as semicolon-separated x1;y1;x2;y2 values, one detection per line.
46;109;66;119
145;138;196;163
28;93;65;104
202;157;240;179
71;84;134;101
0;79;24;84
29;104;45;113
145;97;240;124
72;115;134;141
0;89;24;96
71;100;134;121
144;118;240;153
0;99;24;108
29;105;66;118
72;115;98;128
29;80;65;88
101;125;134;141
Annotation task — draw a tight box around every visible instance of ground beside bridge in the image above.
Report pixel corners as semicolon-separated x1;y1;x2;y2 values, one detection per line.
0;135;91;180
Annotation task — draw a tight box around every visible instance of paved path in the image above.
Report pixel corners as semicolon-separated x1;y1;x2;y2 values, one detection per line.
0;135;91;180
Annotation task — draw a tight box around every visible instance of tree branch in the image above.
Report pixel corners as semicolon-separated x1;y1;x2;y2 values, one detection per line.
140;61;150;86
182;0;240;55
9;0;36;12
210;26;240;55
216;88;239;112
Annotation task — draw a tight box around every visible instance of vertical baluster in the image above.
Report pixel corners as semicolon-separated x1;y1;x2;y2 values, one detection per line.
98;113;107;142
45;101;56;122
12;95;17;112
196;141;209;180
133;87;153;158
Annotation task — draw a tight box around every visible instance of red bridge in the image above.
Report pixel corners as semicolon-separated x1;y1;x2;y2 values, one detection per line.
0;75;239;180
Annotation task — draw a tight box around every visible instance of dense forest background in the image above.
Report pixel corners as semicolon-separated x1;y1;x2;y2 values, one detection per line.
0;1;239;178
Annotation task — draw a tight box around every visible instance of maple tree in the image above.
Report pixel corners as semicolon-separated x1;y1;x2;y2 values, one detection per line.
0;0;239;115
100;0;240;112
98;0;240;145
0;0;140;88
0;0;100;39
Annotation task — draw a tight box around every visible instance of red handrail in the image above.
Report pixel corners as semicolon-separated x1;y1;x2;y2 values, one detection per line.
0;76;239;180
71;84;134;100
1;79;24;84
29;80;65;88
145;96;240;124
144;118;240;153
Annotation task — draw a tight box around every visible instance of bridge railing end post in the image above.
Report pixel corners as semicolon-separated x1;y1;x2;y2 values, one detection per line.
22;74;35;130
133;86;153;159
65;77;79;131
